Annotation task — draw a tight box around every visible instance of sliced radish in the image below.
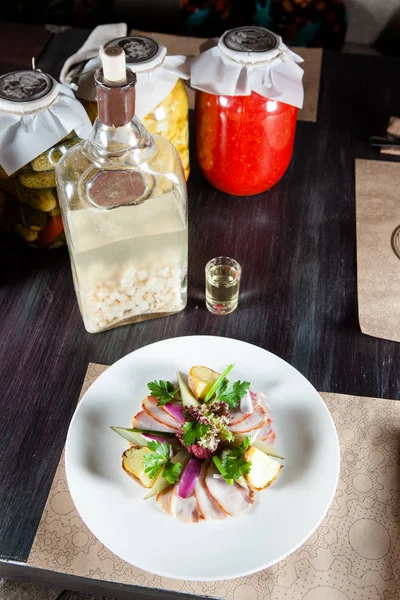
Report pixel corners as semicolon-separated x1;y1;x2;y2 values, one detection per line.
178;458;202;499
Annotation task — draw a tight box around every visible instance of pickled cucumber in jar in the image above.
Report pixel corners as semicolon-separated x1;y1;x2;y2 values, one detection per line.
0;132;80;248
0;68;92;248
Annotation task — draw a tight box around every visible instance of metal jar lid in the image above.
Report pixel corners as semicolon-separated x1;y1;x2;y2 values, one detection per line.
0;70;59;114
105;36;167;73
219;26;282;64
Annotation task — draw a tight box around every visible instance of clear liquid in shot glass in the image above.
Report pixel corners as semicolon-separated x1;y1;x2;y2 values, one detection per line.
205;257;241;315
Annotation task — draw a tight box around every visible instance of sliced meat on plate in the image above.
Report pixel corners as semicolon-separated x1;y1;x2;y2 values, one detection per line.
143;396;180;430
169;482;202;523
131;407;178;433
156;486;173;515
204;464;254;516
255;391;273;418
194;462;229;521
228;390;262;425
257;419;276;446
257;419;276;445
228;405;268;434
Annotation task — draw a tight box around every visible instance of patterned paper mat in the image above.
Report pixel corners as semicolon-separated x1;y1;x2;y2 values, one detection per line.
28;364;400;600
356;159;400;343
131;30;322;123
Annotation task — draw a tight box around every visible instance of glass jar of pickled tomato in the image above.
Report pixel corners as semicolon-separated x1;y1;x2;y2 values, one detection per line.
0;70;91;247
76;36;190;180
191;27;304;196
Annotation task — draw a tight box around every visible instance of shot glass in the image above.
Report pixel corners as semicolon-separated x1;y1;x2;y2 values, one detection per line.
205;256;242;315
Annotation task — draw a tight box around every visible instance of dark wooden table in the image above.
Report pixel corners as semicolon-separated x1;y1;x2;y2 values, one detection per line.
0;22;400;600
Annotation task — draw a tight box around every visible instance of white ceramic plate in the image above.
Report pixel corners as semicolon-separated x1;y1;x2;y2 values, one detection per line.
65;335;339;581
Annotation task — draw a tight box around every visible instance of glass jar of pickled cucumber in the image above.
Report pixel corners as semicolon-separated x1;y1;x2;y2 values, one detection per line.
0;70;91;248
74;36;190;180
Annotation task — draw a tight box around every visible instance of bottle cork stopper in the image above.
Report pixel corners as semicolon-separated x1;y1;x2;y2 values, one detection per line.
100;46;127;84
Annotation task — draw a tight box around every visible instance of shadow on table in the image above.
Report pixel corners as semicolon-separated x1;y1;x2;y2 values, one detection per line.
0;232;69;286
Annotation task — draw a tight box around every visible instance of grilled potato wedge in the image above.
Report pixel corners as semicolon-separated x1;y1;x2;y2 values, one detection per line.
244;446;282;491
188;366;220;400
122;446;155;488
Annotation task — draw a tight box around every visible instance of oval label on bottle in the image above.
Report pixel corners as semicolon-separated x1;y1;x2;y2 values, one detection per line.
222;27;278;53
86;170;147;209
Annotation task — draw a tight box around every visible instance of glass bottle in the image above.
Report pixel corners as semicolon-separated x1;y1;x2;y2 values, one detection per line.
56;47;188;333
76;35;190;180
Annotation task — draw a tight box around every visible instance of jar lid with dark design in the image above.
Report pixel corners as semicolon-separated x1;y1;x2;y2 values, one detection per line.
190;26;304;107
0;70;53;103
105;36;167;73
222;27;279;54
219;26;282;64
0;69;60;114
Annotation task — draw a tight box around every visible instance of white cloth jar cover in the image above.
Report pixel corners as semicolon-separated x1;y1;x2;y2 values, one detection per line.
189;26;304;109
61;26;190;120
0;70;92;175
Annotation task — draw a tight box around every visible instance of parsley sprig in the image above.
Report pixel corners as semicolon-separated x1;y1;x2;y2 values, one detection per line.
147;380;179;406
143;440;182;484
213;436;252;484
181;421;210;446
215;379;251;409
204;364;250;409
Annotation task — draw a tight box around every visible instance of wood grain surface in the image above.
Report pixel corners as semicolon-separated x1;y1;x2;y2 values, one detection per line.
0;25;400;599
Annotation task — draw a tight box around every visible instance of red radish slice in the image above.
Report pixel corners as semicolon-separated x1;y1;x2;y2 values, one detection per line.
143;396;180;430
240;391;253;415
229;391;261;425
164;403;185;424
178;458;202;498
131;408;178;433
229;405;268;434
194;463;228;520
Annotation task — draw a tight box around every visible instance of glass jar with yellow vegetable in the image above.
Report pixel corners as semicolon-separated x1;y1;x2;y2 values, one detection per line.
0;69;91;248
71;36;190;180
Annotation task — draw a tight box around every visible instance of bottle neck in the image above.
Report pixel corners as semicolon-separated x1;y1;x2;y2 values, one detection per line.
88;117;148;156
95;69;137;127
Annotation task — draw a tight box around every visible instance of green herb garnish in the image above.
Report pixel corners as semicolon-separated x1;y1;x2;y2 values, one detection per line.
212;455;234;485
162;461;182;485
143;440;182;484
214;436;252;484
204;364;235;402
215;379;251;409
204;364;250;409
148;380;179;406
181;421;210;446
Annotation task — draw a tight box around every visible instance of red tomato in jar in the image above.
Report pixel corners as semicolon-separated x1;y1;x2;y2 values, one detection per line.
196;91;298;196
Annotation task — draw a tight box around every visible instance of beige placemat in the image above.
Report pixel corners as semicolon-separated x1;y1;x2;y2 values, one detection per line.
28;363;400;599
356;159;400;343
131;30;322;123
